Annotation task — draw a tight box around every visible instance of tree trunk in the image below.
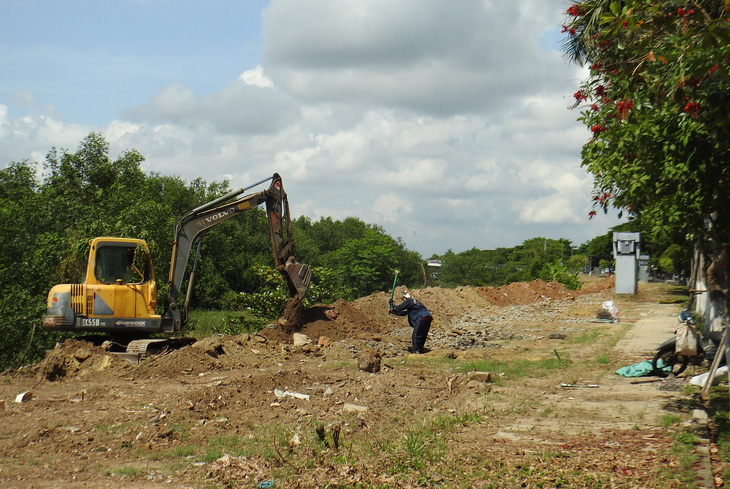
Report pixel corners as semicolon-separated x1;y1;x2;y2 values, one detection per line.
703;241;729;340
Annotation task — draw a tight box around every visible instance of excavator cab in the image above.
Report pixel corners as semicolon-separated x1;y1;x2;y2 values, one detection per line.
43;237;160;332
93;242;151;285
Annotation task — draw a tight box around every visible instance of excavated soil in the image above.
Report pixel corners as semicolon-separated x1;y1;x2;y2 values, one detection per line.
0;277;720;488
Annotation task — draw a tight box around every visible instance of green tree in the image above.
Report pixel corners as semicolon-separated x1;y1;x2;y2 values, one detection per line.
540;261;581;290
0;162;58;369
562;1;730;299
438;248;488;286
330;228;400;300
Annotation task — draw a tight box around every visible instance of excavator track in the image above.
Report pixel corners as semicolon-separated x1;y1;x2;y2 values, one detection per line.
113;337;196;364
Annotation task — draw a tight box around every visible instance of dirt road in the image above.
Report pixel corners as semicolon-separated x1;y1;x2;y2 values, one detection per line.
0;278;720;488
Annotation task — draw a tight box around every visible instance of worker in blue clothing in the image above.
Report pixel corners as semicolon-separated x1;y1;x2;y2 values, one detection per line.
389;290;433;354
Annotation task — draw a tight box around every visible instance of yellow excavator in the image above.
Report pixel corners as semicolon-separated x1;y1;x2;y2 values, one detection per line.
42;173;311;360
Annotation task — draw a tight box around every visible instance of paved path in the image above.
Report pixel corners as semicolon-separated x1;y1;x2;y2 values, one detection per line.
614;307;716;488
615;311;678;359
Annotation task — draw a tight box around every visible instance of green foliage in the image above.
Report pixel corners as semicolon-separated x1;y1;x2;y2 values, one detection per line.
227;264;291;319
303;266;341;306
330;228;400;300
187;310;269;337
562;0;730;286
433;238;582;289
539;261;581;291
293;216;423;296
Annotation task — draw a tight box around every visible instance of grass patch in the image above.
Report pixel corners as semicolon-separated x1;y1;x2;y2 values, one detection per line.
707;396;730;482
94;421;136;436
455;356;571;380
659;414;681;428
170;445;196;458
595;354;612;364
378;414;480;480
671;430;700;473
571;329;606;345
115;465;142;477
187;309;269;338
259;412;486;487
203;435;249;462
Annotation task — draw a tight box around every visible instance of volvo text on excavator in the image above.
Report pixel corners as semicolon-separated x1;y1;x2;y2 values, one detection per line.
42;173;311;360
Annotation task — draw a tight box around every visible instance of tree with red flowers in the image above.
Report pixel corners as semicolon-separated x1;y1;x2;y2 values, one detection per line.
562;1;730;303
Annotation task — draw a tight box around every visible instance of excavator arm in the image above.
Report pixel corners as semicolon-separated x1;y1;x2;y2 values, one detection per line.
162;173;311;332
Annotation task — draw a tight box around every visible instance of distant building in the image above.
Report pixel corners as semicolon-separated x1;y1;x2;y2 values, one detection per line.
426;260;442;279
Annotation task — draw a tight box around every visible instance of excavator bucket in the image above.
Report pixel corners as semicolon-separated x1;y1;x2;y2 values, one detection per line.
282;258;312;300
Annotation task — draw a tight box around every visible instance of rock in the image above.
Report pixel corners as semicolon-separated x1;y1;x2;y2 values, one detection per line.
73;348;92;362
467;371;494;382
357;349;381;373
343;403;368;413
292;333;312;347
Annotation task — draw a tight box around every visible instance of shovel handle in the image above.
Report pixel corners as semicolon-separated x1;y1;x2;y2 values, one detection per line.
389;270;400;302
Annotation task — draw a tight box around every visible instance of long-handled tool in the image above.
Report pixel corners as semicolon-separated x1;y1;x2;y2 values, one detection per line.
388;270;400;309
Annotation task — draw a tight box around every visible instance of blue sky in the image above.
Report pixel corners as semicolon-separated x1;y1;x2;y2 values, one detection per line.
2;0;266;124
0;0;622;257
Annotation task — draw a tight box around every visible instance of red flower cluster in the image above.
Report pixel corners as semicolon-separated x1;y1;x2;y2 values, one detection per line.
680;64;720;88
677;8;696;16
684;101;701;117
573;89;588;103
617;99;633;118
591;124;608;135
567;4;586;16
597;39;611;52
561;24;577;35
595;85;607;98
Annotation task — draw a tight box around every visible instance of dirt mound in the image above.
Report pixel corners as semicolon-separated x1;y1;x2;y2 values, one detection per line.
130;298;391;378
279;297;306;333
261;298;386;344
475;279;570;306
35;339;133;381
475;278;610;306
132;333;280;379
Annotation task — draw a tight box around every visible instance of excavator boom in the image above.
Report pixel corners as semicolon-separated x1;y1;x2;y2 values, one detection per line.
162;173;311;331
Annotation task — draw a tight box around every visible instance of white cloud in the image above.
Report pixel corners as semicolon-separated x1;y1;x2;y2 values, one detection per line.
0;0;624;256
373;193;413;223
239;65;274;89
262;0;573;116
122;78;300;135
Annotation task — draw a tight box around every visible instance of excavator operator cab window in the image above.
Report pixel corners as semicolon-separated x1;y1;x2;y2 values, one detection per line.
95;244;150;285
